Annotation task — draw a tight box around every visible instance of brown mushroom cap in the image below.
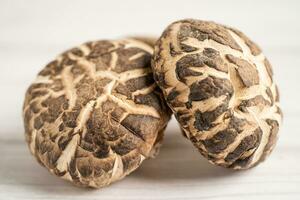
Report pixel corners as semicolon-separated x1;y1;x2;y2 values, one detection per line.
129;36;157;47
23;39;171;188
152;19;282;169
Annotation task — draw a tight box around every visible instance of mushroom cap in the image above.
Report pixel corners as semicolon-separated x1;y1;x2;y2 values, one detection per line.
152;19;282;169
23;39;171;188
129;36;157;47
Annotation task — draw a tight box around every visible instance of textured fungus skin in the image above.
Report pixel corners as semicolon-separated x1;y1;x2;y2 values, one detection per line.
23;39;171;188
152;19;282;169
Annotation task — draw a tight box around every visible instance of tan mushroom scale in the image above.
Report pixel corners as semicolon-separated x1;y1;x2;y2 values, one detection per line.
23;39;171;188
152;19;282;169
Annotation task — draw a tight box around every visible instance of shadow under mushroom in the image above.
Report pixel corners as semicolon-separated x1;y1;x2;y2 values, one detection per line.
132;119;241;181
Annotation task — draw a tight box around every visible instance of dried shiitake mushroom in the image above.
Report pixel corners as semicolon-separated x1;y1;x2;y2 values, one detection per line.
23;39;171;188
152;19;282;169
130;36;157;47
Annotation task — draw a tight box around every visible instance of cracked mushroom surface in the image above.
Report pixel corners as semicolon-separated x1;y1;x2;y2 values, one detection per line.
23;39;171;188
152;19;282;169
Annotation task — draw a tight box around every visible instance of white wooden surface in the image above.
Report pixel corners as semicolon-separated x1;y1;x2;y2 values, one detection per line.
0;0;300;199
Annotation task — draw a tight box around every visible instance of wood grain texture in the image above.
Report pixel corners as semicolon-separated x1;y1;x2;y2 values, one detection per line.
0;0;300;199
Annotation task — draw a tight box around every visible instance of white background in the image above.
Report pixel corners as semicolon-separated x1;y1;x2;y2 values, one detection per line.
0;0;300;199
